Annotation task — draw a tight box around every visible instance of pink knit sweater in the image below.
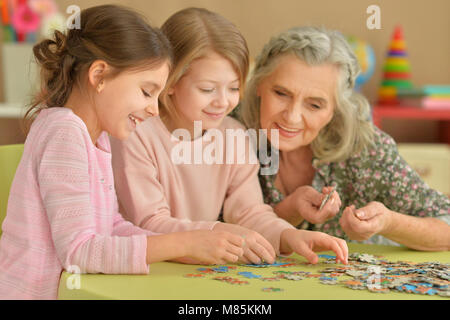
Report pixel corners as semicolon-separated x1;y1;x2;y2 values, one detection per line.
110;116;294;254
0;108;153;300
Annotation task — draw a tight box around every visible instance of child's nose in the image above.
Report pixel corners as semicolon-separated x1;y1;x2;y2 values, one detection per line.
145;101;159;117
214;91;229;108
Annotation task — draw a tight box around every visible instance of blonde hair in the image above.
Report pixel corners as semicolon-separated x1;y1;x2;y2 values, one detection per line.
159;7;249;121
239;26;375;163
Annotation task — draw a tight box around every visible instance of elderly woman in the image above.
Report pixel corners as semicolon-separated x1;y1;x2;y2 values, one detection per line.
239;26;450;251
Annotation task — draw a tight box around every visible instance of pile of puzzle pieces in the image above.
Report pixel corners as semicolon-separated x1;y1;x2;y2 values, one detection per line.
319;252;450;297
183;253;449;297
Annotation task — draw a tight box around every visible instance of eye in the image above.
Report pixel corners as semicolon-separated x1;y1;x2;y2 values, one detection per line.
230;87;240;92
311;104;321;109
142;89;151;98
274;89;288;97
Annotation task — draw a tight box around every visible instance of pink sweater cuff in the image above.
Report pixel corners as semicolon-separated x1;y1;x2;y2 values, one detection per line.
133;234;150;274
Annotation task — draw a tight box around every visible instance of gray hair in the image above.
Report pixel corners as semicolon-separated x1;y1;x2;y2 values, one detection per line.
239;26;374;163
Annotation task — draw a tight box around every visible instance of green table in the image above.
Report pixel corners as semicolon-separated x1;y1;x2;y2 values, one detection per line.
58;243;449;300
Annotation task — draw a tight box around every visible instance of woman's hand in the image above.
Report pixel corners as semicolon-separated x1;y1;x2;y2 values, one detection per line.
213;222;276;264
339;202;393;241
290;185;341;224
280;228;348;264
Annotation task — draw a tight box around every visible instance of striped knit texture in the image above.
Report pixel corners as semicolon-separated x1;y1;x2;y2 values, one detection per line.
0;108;153;299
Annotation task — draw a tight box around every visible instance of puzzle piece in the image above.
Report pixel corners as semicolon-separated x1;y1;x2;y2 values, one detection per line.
262;287;283;292
241;261;294;268
260;277;280;281
368;287;390;293
318;254;337;260
283;274;304;281
212;266;231;273
213;276;249;285
184;273;205;278
197;268;215;274
324;252;450;296
184;251;449;297
238;272;262;279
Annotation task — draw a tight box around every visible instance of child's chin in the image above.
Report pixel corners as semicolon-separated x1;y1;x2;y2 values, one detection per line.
112;130;131;141
203;117;225;129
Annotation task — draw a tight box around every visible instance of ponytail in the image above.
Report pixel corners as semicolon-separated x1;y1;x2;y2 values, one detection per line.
23;4;172;134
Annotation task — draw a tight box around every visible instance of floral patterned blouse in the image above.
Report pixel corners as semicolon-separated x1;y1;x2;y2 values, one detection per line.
259;127;450;246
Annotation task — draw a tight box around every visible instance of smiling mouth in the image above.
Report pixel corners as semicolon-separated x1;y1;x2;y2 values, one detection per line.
128;114;144;126
203;110;225;119
273;122;303;138
275;122;302;132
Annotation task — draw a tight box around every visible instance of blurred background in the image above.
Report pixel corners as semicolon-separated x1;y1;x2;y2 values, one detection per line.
0;0;449;194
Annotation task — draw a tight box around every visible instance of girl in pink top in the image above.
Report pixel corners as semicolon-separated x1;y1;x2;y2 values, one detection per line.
111;8;348;266
0;5;244;300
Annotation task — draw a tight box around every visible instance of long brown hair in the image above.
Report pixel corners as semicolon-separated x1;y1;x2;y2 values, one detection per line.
24;4;172;134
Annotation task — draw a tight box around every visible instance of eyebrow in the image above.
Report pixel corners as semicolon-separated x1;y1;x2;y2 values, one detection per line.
273;85;328;104
141;81;161;90
196;78;240;84
309;97;328;105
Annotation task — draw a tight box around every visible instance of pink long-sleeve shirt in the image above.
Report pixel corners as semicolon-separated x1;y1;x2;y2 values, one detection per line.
110;116;294;254
0;108;153;300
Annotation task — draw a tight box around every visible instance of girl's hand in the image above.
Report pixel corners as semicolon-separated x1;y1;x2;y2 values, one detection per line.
292;185;341;224
213;222;276;265
280;229;348;264
172;230;244;265
339;202;393;241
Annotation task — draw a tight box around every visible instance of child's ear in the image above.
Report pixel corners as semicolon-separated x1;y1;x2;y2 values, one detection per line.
167;87;174;95
88;60;109;93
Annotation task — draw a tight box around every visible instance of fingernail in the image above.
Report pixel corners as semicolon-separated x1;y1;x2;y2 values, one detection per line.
356;211;365;219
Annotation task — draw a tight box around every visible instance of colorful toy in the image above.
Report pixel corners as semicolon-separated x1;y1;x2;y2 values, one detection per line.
346;35;376;91
1;0;63;43
422;85;450;109
378;26;413;105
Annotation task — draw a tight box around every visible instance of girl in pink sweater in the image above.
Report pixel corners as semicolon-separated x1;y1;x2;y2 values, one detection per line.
0;5;244;300
111;8;348;266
